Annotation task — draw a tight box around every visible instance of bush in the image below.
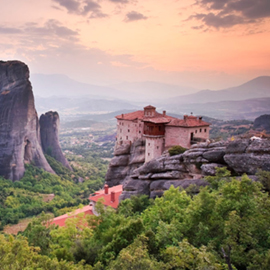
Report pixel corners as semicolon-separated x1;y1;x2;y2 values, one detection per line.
168;145;186;156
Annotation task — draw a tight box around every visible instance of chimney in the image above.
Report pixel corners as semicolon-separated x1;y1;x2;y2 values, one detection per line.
121;114;124;118
111;191;115;202
199;116;202;122
184;115;187;121
104;184;109;194
163;110;166;116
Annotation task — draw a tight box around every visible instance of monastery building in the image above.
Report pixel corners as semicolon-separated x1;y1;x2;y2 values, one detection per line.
116;105;210;163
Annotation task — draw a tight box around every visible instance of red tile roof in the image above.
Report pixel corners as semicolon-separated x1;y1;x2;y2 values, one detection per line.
116;108;210;127
49;205;93;227
167;116;210;127
115;110;144;121
89;185;123;209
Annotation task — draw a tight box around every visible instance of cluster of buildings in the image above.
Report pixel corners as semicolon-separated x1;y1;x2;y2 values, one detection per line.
116;105;210;162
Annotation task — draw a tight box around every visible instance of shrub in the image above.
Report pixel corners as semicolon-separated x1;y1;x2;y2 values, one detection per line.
168;145;186;156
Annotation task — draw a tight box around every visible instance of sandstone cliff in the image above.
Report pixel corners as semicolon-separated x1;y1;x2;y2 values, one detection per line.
0;61;55;181
105;138;270;200
40;111;73;171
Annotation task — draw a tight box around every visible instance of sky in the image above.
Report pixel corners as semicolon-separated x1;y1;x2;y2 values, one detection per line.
1;0;270;90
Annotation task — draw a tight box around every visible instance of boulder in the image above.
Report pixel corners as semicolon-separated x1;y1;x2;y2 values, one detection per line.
225;139;249;154
105;166;130;187
114;143;131;156
136;159;165;175
202;148;226;163
224;153;270;175
201;163;226;176
119;179;151;200
109;155;129;167
246;139;270;154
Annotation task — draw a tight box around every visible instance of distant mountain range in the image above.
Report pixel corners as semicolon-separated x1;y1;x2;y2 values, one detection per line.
32;74;270;120
35;96;139;115
164;97;270;120
165;76;270;104
31;74;196;101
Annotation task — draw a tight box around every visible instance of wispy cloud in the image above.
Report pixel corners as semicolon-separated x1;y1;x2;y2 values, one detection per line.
189;0;270;28
52;0;108;18
124;11;148;22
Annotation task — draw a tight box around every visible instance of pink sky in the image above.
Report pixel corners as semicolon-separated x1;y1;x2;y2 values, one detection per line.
1;0;270;90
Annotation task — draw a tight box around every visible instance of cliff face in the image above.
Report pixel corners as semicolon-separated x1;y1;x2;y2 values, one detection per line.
40;111;72;170
0;61;55;181
105;138;270;201
105;139;145;187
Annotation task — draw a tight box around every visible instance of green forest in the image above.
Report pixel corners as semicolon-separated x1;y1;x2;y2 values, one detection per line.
0;153;108;230
1;168;270;269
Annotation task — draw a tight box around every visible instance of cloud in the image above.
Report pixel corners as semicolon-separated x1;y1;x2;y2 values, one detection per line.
0;27;23;34
0;20;79;49
189;0;270;28
124;11;148;22
109;0;130;3
53;0;108;18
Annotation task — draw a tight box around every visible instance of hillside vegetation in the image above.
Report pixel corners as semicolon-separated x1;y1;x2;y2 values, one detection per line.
0;153;107;230
1;168;270;269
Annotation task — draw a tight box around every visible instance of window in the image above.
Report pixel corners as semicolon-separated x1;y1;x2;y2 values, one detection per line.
139;124;141;127
128;129;130;132
157;146;159;149
148;143;150;146
205;128;207;132
195;130;197;133
200;128;202;132
148;153;150;156
139;131;141;133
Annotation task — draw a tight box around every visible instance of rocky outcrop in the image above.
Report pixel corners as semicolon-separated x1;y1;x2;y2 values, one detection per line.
106;138;270;201
253;114;270;133
40;111;72;170
0;61;55;181
224;138;270;174
105;139;145;187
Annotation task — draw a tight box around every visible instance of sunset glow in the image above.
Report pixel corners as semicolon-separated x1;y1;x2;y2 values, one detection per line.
1;0;270;89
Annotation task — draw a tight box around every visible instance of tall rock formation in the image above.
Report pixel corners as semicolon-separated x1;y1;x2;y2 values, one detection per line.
40;111;72;170
0;60;55;181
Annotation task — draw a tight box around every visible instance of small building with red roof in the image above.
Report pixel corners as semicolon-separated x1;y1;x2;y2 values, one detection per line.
115;105;210;162
89;184;123;215
50;185;123;227
49;205;94;227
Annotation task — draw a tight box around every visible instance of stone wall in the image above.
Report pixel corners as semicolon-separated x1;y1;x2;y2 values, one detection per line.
165;126;209;149
144;136;164;163
116;119;144;145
